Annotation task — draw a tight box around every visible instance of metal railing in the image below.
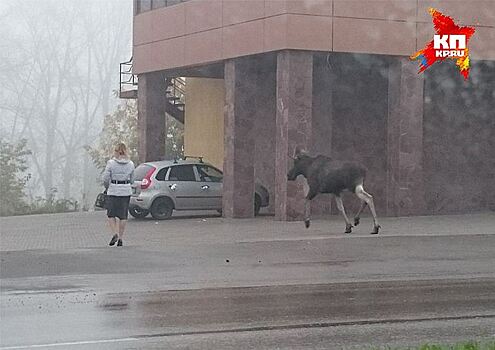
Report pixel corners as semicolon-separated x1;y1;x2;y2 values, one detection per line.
119;57;138;99
167;77;185;106
118;57;185;123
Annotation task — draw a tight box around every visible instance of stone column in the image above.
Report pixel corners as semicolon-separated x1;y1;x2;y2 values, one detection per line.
275;50;313;221
253;56;277;215
137;72;166;163
223;58;256;218
310;55;334;216
386;58;426;216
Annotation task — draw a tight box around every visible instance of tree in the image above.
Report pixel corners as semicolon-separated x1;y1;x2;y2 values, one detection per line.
85;99;139;171
0;0;132;206
165;114;185;161
86;99;184;170
0;139;31;216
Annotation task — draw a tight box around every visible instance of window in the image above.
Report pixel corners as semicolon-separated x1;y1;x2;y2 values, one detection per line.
135;0;188;14
152;0;166;9
137;0;151;13
155;167;169;181
196;165;223;183
165;0;182;6
168;165;196;182
134;164;154;181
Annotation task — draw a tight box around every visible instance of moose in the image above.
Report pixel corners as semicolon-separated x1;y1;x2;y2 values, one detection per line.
287;148;381;234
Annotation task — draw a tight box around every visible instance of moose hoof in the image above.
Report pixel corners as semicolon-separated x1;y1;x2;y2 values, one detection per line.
345;224;353;234
354;217;360;226
304;219;311;229
370;224;381;235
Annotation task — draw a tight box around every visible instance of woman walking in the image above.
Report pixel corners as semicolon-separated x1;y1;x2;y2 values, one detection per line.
102;143;135;247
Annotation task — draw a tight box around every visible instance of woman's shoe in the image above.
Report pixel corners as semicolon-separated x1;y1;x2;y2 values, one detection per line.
117;239;123;247
109;234;118;246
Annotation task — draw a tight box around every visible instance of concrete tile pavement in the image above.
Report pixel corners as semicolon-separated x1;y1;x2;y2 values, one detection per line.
1;210;494;252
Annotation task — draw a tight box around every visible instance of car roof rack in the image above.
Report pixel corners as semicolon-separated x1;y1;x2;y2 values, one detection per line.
184;155;203;163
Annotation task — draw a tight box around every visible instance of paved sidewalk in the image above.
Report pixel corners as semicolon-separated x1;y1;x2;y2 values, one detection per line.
1;210;494;252
1;211;494;293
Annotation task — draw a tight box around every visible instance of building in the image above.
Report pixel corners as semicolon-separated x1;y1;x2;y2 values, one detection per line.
127;0;495;220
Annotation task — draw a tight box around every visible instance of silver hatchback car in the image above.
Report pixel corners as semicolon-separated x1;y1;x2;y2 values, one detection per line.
129;157;269;219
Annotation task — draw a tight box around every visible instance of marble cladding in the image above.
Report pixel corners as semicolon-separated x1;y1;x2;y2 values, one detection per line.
222;54;277;217
387;57;426;216
327;53;389;217
310;55;334;216
223;58;257;218
423;60;495;214
137;72;167;163
253;56;277;215
275;50;313;221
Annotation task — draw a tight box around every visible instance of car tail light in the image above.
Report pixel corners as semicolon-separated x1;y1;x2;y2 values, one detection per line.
141;166;156;190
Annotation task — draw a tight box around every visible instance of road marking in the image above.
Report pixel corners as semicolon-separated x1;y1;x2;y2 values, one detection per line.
0;337;139;349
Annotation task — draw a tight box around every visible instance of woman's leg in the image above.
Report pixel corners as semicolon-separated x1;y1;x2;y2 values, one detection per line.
118;219;127;239
106;196;118;236
117;196;131;245
107;217;118;234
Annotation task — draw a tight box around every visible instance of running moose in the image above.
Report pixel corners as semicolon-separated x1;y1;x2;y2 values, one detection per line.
287;148;381;234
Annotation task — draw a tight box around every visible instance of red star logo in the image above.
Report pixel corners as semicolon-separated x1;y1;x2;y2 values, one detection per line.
411;8;475;79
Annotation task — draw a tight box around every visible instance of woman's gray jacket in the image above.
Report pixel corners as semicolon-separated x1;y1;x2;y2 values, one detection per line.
102;157;135;196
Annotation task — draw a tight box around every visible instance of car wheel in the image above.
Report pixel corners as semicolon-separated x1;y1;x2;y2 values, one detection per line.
254;195;261;216
129;206;149;219
150;197;174;220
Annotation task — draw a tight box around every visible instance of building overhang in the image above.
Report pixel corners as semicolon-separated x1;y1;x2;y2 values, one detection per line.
133;0;495;74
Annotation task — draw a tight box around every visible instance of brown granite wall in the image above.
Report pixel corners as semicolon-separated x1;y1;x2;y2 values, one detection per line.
253;55;277;215
423;60;495;213
275;50;313;221
310;54;335;216
329;53;389;216
223;57;257;218
386;57;426;216
137;72;166;163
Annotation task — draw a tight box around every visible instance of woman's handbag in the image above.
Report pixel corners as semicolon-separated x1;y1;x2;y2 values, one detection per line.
94;190;107;209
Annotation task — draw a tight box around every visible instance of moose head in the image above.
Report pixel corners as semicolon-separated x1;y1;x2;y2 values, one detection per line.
287;146;310;181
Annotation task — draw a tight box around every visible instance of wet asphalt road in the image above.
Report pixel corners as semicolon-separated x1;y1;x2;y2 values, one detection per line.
1;212;494;349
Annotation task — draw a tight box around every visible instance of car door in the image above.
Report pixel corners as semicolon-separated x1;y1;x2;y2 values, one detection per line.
166;165;202;210
194;164;223;209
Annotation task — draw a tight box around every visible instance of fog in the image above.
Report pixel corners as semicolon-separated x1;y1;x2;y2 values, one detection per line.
0;0;133;210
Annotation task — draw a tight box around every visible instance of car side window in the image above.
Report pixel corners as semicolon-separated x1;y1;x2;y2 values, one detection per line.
168;165;196;182
196;165;223;183
155;167;169;181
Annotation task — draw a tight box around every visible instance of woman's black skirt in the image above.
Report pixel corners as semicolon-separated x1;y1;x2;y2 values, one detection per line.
106;196;130;220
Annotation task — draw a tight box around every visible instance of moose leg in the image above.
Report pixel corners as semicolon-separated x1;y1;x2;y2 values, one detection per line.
304;198;311;228
335;195;352;233
355;185;381;234
304;183;317;229
353;201;367;226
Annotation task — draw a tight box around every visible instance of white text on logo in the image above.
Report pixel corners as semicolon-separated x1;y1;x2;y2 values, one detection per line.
433;35;466;57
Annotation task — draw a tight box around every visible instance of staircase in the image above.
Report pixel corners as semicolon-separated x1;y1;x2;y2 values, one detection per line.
165;77;185;124
119;57;185;124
